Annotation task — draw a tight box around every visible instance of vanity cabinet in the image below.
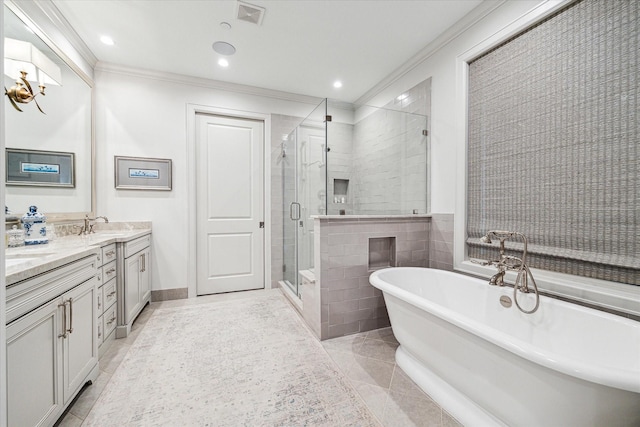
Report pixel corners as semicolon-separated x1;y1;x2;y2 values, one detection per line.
116;233;151;338
6;255;99;427
96;243;118;356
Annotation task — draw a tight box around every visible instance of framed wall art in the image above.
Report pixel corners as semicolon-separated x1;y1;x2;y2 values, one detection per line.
6;148;75;187
114;156;172;190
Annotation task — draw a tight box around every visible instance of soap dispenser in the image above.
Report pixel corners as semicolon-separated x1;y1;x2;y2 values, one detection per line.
21;205;48;245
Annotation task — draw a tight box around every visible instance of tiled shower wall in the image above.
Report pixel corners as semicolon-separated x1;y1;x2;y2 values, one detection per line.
312;216;431;340
350;79;431;215
326;122;355;215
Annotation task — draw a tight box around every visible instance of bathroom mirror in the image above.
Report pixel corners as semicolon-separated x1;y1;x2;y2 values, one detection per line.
3;3;94;220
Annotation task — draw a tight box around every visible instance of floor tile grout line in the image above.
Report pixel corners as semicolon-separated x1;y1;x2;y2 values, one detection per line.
380;363;398;426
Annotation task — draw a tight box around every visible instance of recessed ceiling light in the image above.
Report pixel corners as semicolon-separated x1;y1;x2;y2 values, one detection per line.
218;58;229;68
333;81;343;89
213;41;236;56
220;22;232;30
100;35;115;46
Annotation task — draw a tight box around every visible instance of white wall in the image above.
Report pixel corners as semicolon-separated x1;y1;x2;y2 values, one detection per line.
94;66;318;292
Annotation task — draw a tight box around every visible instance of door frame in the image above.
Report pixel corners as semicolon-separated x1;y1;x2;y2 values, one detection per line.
186;104;271;298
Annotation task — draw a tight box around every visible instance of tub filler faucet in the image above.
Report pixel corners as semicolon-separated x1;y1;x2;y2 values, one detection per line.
477;230;540;314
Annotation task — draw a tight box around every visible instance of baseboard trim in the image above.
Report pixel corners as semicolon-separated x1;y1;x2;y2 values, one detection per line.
151;287;189;302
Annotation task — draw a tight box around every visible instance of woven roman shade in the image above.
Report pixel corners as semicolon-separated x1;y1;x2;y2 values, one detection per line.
467;0;639;285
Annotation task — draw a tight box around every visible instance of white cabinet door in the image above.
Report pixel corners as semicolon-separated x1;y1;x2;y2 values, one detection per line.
124;253;142;325
7;298;63;427
62;278;98;403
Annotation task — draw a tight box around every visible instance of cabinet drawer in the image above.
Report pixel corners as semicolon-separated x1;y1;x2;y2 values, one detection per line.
102;260;117;283
103;304;117;337
103;279;117;311
101;244;117;265
123;234;151;258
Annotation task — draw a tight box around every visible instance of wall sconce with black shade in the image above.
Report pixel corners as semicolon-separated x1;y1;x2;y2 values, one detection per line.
4;38;62;113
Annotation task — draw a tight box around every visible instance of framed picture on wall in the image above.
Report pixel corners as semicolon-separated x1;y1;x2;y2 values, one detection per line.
6;148;75;187
114;156;172;190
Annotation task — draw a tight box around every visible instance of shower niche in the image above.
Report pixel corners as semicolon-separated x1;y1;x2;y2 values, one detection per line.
369;237;397;270
332;179;349;204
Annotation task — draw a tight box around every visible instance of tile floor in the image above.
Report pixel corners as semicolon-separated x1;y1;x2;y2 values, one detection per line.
320;329;461;427
57;289;462;427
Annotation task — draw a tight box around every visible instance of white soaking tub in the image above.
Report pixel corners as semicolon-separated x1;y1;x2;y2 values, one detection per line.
369;267;640;427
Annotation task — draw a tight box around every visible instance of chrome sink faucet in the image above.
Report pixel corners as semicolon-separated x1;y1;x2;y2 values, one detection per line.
78;214;109;235
478;230;540;314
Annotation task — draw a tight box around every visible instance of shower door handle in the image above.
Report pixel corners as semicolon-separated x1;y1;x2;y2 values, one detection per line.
290;202;301;221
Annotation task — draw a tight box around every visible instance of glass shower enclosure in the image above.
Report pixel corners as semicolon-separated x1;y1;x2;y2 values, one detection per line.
282;86;430;297
282;100;327;296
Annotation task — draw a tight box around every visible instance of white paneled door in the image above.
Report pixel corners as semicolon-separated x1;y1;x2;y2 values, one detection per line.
196;114;265;295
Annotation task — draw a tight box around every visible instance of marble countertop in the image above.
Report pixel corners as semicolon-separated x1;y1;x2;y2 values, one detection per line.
6;229;151;287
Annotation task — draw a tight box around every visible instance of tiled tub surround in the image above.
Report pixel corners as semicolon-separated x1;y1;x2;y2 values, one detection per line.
308;215;431;340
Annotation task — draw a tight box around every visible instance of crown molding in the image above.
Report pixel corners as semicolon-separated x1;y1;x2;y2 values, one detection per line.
354;0;507;106
33;0;98;66
6;0;97;80
95;62;324;107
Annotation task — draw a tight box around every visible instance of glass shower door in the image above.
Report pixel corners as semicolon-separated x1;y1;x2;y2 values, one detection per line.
282;99;327;297
282;129;298;293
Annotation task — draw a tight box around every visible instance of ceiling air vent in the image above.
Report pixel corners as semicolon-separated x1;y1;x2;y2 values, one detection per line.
236;1;265;26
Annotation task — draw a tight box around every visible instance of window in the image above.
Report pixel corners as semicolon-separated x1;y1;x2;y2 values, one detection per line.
466;0;638;285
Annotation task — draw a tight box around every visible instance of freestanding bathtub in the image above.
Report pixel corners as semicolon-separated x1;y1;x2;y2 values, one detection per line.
370;267;640;427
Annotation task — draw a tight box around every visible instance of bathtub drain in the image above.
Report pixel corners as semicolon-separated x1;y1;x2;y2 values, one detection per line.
499;295;512;308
